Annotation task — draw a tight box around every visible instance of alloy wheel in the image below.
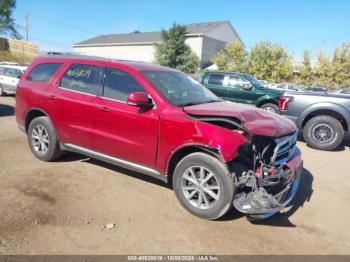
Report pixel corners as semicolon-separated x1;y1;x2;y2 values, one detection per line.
312;123;334;143
181;166;220;209
31;124;50;154
263;106;276;113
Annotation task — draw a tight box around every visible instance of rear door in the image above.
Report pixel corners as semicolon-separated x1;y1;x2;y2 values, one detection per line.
92;66;159;168
203;73;228;99
46;63;103;149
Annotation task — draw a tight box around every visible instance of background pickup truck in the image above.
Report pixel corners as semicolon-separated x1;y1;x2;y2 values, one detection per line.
202;72;282;113
279;92;350;150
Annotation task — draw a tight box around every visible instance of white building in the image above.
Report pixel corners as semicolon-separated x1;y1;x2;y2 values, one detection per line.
73;21;243;68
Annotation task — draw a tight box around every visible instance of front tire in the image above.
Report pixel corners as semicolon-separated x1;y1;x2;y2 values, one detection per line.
173;152;235;220
303;115;344;150
260;103;280;114
28;116;63;161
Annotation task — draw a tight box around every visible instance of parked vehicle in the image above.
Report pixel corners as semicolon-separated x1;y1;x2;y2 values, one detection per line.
0;65;27;96
306;86;328;93
0;61;19;66
271;83;305;92
16;55;303;220
188;74;202;83
202;72;282;113
333;87;350;95
258;79;269;87
279;92;350;150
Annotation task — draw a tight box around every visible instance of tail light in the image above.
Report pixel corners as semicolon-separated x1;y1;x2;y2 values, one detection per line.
278;96;292;111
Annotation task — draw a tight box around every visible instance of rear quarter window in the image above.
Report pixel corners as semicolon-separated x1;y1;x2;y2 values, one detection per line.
208;74;225;86
27;63;63;83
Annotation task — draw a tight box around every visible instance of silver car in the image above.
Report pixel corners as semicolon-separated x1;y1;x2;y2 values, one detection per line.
271;83;306;92
0;65;27;96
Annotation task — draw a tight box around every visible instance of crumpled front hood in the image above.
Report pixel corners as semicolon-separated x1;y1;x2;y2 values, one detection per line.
184;101;297;137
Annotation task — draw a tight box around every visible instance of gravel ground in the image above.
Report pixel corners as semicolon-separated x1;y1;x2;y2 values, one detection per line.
1;95;350;255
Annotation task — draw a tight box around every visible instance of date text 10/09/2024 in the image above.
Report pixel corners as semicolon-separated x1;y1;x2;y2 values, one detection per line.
127;256;220;261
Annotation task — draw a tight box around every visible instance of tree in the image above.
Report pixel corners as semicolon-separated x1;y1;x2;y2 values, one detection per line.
212;41;247;72
314;43;350;89
315;50;333;87
246;41;293;83
0;0;21;39
297;50;313;85
247;41;293;82
154;23;198;73
332;43;350;87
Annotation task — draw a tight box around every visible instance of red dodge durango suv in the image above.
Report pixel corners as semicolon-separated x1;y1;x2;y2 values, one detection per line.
16;55;303;220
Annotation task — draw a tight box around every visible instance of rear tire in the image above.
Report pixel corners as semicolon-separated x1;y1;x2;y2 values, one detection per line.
260;103;280;114
173;152;235;220
303;115;344;150
28;116;63;161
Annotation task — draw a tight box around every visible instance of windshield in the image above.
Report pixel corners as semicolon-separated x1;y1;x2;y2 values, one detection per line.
244;74;265;88
341;88;350;94
142;71;221;107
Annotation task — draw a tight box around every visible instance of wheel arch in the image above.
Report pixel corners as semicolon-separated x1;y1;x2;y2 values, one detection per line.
166;145;222;188
301;108;348;132
24;108;52;133
256;99;278;108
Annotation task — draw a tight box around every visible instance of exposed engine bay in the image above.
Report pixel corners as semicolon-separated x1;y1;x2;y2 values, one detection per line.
190;115;302;219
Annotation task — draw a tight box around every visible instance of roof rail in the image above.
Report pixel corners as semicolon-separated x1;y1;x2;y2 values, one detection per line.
43;52;152;65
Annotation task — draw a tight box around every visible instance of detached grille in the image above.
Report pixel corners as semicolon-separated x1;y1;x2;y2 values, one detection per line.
270;132;298;168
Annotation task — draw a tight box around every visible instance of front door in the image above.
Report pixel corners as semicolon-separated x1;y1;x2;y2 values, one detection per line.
225;74;262;105
93;67;159;168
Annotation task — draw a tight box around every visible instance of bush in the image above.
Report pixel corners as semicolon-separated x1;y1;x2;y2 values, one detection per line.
0;51;33;64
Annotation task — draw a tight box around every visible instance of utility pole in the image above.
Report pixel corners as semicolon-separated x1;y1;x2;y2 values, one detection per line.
25;14;29;42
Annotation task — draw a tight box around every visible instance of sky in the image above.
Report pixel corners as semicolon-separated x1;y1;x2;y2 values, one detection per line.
13;0;350;60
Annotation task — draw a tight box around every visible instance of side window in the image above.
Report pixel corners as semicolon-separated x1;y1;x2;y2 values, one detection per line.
27;63;62;83
208;74;225;86
60;64;102;95
228;75;251;89
280;84;287;90
4;68;18;78
288;85;297;91
103;68;144;102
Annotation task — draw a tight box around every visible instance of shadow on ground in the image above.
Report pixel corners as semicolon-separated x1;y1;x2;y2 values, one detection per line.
57;151;165;189
59;152;313;226
334;136;350;151
298;130;350;151
82;158;170;189
0;104;14;117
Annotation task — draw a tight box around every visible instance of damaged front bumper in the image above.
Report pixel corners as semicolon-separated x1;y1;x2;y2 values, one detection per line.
233;148;303;220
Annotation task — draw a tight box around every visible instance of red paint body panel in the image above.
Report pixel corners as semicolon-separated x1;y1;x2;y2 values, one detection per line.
16;56;297;177
155;107;249;173
92;96;159;167
184;101;297;137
